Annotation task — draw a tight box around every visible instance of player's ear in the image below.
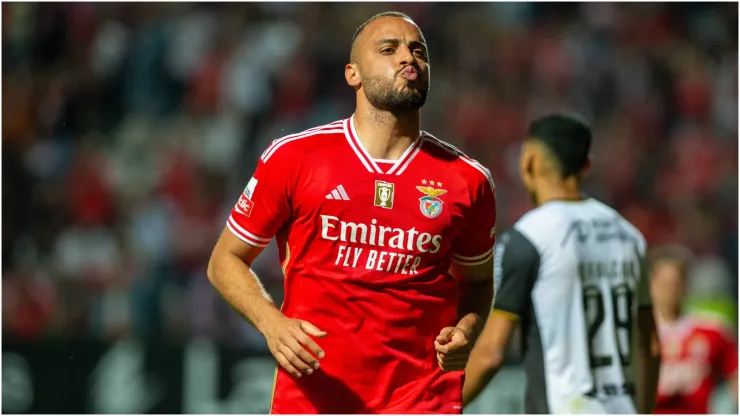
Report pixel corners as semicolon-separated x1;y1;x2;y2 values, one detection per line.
345;63;361;88
519;144;535;184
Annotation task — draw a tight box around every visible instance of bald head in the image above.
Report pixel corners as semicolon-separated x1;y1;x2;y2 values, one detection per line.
350;11;426;63
344;10;430;112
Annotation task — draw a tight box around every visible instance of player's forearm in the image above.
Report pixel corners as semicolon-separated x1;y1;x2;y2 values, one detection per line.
636;309;661;414
636;346;661;413
462;345;504;406
207;251;282;333
456;279;493;342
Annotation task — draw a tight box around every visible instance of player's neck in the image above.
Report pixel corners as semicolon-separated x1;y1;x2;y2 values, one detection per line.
534;178;584;206
353;106;420;160
657;305;682;324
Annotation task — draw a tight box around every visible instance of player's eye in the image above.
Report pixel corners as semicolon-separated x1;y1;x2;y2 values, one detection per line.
413;50;427;59
380;48;394;55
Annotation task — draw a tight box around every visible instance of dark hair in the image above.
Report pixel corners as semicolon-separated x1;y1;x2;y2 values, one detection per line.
526;113;592;178
350;11;420;62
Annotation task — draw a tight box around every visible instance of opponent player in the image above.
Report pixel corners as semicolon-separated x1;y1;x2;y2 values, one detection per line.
207;11;496;414
462;114;661;413
649;245;737;414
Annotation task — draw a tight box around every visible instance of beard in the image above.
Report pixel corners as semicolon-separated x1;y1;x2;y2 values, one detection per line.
362;73;428;112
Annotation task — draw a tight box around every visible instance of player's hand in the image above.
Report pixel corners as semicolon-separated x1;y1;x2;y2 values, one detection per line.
434;326;471;371
263;315;326;378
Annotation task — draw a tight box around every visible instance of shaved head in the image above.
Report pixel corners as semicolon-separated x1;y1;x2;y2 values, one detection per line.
345;11;430;112
350;11;426;63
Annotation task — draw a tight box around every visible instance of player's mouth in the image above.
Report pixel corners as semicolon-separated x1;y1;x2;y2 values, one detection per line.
400;66;419;81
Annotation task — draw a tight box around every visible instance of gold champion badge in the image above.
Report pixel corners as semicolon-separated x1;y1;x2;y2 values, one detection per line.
374;180;394;209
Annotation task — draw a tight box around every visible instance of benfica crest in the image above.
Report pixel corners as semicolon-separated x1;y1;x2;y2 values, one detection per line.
416;185;447;218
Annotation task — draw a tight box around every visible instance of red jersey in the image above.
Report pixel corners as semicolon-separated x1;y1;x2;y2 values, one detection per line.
226;116;497;414
655;315;738;414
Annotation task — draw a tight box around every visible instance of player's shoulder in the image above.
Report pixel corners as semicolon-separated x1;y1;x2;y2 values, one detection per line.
512;204;566;250
513;201;573;237
586;199;643;232
259;119;347;163
514;198;643;249
587;199;647;251
420;132;495;192
496;226;542;261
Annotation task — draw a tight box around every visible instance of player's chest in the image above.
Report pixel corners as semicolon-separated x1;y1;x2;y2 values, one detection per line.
293;164;468;239
660;328;718;364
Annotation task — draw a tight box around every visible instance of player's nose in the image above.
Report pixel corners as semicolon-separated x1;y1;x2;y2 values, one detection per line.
397;44;415;67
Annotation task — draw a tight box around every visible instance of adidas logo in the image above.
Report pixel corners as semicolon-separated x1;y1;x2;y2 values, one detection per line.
326;185;350;200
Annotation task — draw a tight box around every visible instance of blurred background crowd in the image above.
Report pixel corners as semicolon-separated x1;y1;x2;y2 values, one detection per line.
2;1;737;357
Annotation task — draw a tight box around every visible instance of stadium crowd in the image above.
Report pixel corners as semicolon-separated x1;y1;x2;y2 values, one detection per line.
3;1;737;357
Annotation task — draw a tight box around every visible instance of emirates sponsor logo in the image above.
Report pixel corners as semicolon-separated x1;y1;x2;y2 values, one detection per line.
320;215;443;275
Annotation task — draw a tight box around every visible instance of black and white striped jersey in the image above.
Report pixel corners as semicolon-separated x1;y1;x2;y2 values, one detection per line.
493;198;650;414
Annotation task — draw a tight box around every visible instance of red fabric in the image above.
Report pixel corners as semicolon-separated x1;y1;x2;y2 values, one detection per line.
655;315;738;414
226;118;496;413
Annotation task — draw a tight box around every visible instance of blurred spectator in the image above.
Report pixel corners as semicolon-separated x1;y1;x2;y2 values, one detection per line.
649;245;737;414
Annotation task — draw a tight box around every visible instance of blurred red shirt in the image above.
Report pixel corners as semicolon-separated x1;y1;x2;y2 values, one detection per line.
655;315;737;414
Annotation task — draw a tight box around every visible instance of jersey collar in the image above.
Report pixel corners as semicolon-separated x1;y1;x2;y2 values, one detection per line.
343;115;423;175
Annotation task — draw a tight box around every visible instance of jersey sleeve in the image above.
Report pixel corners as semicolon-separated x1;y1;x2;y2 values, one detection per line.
451;172;497;266
718;331;738;379
636;256;652;308
492;228;540;318
225;147;295;247
635;236;652;308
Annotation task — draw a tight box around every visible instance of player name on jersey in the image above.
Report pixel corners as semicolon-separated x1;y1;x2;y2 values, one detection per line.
320;215;442;275
579;260;638;283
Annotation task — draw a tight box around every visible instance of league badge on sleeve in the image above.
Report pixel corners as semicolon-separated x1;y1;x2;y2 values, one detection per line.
235;177;258;217
416;182;447;218
244;177;258;199
236;193;254;217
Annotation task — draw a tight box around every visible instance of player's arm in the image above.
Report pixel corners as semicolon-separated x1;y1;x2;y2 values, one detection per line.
449;172;497;343
435;173;497;371
208;230;279;335
449;258;494;346
207;150;325;378
209;232;324;379
436;256;494;372
463;229;538;407
635;257;661;414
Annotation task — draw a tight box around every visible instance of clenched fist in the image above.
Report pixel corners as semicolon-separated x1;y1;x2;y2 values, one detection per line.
434;326;471;371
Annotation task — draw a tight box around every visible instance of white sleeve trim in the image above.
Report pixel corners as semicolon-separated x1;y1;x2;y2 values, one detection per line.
227;217;271;247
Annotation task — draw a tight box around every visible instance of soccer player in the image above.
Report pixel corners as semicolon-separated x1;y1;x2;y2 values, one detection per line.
207;11;497;414
462;114;662;414
649;245;738;414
